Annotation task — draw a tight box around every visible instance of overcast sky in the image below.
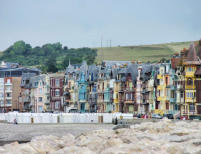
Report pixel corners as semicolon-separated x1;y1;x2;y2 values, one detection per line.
0;0;201;50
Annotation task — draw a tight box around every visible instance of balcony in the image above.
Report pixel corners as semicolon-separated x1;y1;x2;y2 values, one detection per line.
157;85;163;90
185;72;194;77
157;74;163;79
142;89;149;94
185;85;195;90
170;86;176;90
170;98;176;103
185;97;195;103
157;96;165;101
176;85;184;90
5;103;12;107
118;87;124;92
51;96;61;101
124;100;135;104
125;87;134;92
5;82;12;86
6;96;12;100
23;97;30;102
5;89;12;93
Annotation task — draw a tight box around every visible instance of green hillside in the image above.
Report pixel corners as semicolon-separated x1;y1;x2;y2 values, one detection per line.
95;41;192;63
0;41;97;72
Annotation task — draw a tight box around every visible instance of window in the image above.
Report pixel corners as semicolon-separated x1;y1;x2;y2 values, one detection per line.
39;97;43;102
189;104;195;112
171;91;175;98
0;101;3;105
38;106;43;112
7;100;11;105
166;102;169;110
180;91;184;98
165;77;168;85
0;93;3;97
39;88;42;94
55;101;60;109
55;89;60;96
187;78;193;85
34;82;38;87
56;79;60;87
25;80;29;84
7;79;11;84
187;92;195;98
126;94;128;100
166;90;169;97
7;86;11;91
158;90;160;97
188;67;192;72
6;93;11;97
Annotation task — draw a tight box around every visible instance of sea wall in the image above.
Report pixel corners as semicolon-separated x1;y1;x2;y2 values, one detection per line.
0;112;133;124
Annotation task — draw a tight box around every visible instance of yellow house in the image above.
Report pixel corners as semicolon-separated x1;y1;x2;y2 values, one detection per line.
156;64;167;115
182;44;201;118
113;81;120;112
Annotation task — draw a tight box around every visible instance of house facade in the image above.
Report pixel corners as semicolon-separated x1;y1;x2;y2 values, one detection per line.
49;73;64;112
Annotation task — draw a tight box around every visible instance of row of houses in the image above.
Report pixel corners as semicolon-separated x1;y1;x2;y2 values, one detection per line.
0;40;201;119
64;40;201;119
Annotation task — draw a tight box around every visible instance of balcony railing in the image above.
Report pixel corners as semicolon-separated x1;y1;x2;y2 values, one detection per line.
5;83;12;86
5;89;12;92
6;96;12;100
170;98;176;103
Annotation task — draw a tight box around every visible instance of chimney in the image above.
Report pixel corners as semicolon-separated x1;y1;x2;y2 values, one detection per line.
180;48;186;57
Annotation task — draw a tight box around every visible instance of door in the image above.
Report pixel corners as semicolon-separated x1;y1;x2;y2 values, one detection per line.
81;103;85;112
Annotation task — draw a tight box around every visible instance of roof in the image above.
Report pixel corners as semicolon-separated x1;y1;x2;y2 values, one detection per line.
0;67;40;72
48;73;65;78
184;43;201;65
103;60;131;67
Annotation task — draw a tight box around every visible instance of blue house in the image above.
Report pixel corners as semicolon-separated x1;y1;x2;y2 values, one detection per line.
78;72;88;112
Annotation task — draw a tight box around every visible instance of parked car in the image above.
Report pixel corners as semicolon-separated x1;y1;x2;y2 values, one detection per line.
151;114;162;119
68;108;79;113
137;114;143;118
177;116;187;120
163;114;174;119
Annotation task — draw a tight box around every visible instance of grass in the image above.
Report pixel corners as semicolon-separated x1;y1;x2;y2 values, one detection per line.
95;41;192;63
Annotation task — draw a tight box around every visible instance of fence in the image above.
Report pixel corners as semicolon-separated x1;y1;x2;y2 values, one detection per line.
0;112;133;124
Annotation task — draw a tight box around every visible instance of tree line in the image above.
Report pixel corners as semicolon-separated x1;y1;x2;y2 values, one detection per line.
0;41;97;73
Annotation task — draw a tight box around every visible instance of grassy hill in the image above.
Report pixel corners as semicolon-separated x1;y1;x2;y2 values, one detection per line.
95;41;192;63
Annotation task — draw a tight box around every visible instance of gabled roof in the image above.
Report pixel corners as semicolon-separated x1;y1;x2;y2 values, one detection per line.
184;43;201;65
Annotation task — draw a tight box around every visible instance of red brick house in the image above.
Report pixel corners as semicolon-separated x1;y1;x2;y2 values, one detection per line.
49;73;64;112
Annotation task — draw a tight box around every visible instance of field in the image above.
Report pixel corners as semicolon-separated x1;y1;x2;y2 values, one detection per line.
95;41;192;63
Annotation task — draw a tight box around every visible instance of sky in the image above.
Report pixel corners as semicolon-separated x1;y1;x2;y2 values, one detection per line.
0;0;201;50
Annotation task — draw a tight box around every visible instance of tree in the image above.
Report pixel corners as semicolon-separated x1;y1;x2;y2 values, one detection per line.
0;41;97;71
46;56;58;73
